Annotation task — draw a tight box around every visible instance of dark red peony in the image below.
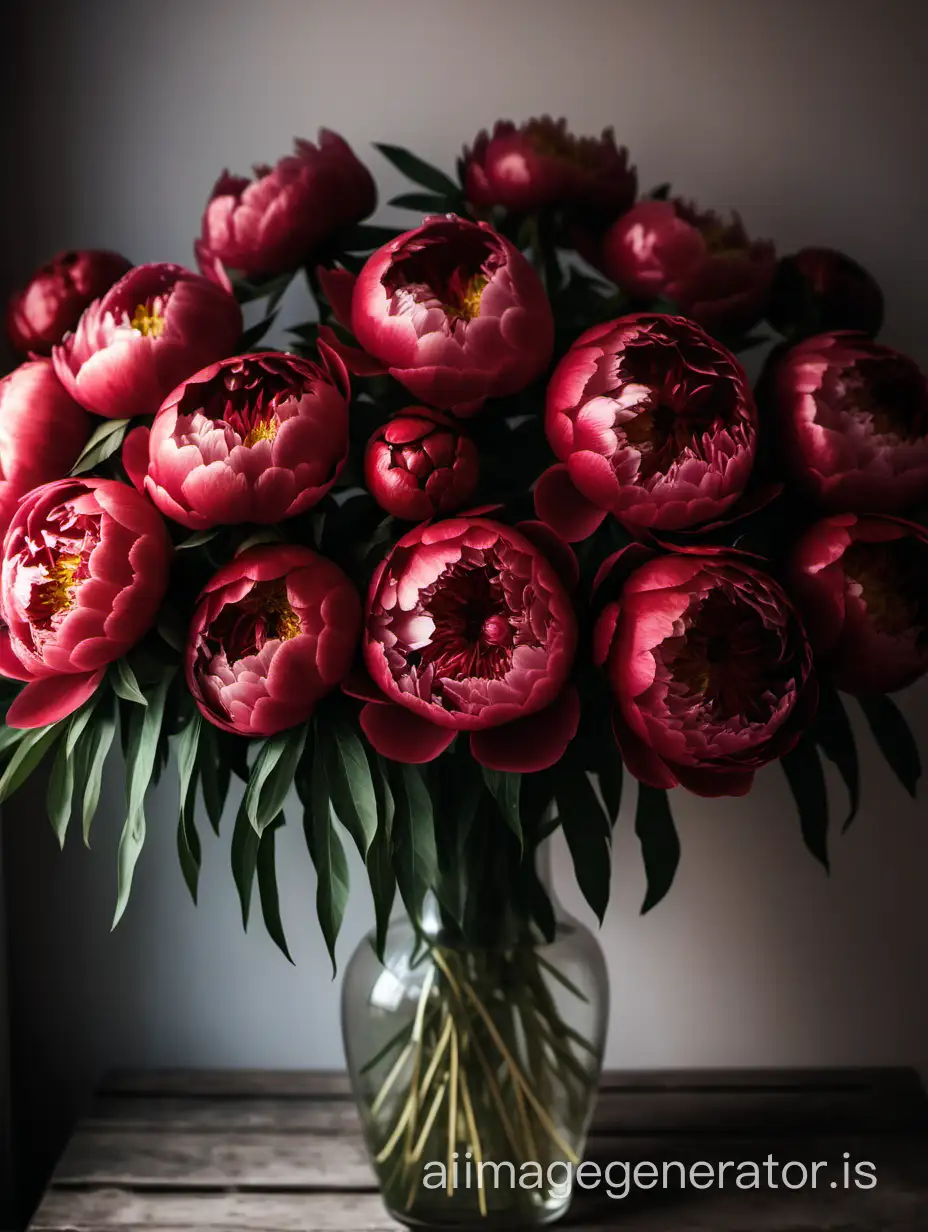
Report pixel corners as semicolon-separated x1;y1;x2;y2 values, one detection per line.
186;544;361;737
351;216;553;413
774;332;928;513
144;347;350;530
0;361;91;535
7;249;132;356
594;546;817;796
788;514;928;694
767;247;884;339
195;132;376;284
536;314;757;540
52;263;243;420
0;478;171;728
597;198;775;336
356;518;579;771
463;116;636;219
364;407;479;520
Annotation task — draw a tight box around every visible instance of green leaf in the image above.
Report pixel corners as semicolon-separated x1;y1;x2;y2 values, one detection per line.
857;693;922;798
257;816;293;963
812;684;860;831
319;721;378;857
635;784;681;914
244;725;307;836
0;724;61;805
303;741;350;975
340;223;405;252
173;714;202;904
199;723;230;834
520;854;557;944
78;693;117;845
46;741;75;849
176;528;220;551
374;143;461;196
113;672;172;927
0;725;28;758
240;310;278;350
389;191;456;212
481;767;522;850
231;795;260;928
111;658;148;706
390;763;438;926
781;737;830;871
365;755;396;962
556;765;611;924
70;418;130;475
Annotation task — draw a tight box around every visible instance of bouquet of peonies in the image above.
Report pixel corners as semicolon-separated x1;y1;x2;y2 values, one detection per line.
2;117;925;1227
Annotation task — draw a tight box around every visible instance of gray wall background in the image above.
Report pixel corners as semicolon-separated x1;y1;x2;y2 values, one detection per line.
2;0;927;1219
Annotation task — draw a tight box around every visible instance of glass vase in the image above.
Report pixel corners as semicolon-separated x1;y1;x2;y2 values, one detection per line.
342;891;609;1228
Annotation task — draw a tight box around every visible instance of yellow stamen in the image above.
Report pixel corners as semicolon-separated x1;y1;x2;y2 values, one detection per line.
130;302;165;338
243;418;279;448
265;585;301;641
33;554;82;618
446;274;487;322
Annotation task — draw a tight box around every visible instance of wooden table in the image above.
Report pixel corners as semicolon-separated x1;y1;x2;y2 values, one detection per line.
29;1068;928;1230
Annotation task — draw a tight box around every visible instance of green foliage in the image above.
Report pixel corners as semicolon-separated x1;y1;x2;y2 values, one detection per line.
634;785;680;914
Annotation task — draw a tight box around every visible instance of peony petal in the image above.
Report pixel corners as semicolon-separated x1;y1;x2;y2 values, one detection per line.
359;700;455;763
341;663;391;705
611;704;678;790
0;629;33;681
121;426;151;494
672;763;755;797
316;266;357;331
5;668;105;729
470;686;580;773
534;464;607;543
514;520;580;590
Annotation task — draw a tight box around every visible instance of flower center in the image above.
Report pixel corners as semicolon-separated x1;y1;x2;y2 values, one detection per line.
843;358;928;441
265;585;301;641
130;301;166;338
445;273;488;322
418;563;519;681
209;581;302;663
842;538;928;640
28;553;82;625
242;417;279;448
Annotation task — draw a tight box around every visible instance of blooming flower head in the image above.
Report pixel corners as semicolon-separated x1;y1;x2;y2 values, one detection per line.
52;263;243;420
0;478;171;728
537;314;757;539
364;407;479;520
463;116;636;219
598;198;775;336
788;513;928;694
357;518;579;771
595;546;816;796
195;131;376;284
767;247;884;339
6;249;132;356
774;332;928;513
145;347;350;530
0;360;90;536
351;216;553;413
186;544;361;737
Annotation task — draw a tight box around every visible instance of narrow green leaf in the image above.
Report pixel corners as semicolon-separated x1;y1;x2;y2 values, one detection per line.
857;693;922;798
481;767;522;850
390;763;438;926
0;724;61;804
341;223;405;252
80;693;117;845
366;753;396;962
389;191;455;212
46;741;75;848
374;144;461;196
781;737;830;871
173;714;202;904
520;855;557;944
176;528;220;551
70;418;130;475
240;310;279;350
113;673;172;927
111;659;148;706
303;741;349;975
635;784;681;914
257;816;293;963
812;684;860;831
244;725;307;836
199;723;230;834
231;796;260;929
320;721;378;857
556;765;611;924
0;725;27;758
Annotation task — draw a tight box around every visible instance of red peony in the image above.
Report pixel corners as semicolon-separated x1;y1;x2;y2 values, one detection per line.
195;131;376;284
594;546;817;796
774;332;928;513
186;544;361;737
536;314;757;540
0;361;91;536
597;198;775;336
351;216;553;413
52;263;243;420
6;249;132;356
356;518;579;771
767;247;884;339
463;116;636;219
0;478;171;728
144;348;349;531
788;514;928;694
364;408;479;520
